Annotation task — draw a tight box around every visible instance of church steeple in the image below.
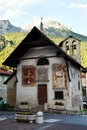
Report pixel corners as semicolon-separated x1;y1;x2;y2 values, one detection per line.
40;17;43;32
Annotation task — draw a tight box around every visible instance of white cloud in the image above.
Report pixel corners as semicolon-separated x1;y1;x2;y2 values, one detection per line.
69;1;87;17
45;0;66;8
0;0;46;20
0;0;44;7
19;0;45;7
2;9;23;19
70;2;87;9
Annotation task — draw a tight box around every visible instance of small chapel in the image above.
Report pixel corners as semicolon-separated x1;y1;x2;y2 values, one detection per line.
3;22;84;114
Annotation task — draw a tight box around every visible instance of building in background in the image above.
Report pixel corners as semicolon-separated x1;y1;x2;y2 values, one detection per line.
0;69;12;103
82;68;87;97
4;71;17;106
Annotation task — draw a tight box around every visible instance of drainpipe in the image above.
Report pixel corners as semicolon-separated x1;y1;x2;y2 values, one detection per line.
69;81;73;110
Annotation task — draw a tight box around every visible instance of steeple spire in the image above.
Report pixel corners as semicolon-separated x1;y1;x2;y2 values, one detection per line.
40;17;43;32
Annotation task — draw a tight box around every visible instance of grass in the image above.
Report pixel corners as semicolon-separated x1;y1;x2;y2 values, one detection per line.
83;108;87;113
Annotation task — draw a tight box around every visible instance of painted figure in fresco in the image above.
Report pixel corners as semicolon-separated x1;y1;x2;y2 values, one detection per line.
53;64;68;89
22;66;36;86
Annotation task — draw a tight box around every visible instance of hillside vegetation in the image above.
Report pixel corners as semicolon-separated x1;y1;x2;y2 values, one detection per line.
0;32;27;68
0;32;87;69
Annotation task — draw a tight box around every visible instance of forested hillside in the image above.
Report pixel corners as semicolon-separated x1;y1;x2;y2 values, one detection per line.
0;32;27;68
0;32;87;69
80;42;87;67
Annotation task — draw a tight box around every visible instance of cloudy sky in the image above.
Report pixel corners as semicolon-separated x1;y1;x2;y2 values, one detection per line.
0;0;87;36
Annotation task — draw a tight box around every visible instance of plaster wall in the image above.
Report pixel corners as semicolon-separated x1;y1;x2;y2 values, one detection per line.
16;46;82;111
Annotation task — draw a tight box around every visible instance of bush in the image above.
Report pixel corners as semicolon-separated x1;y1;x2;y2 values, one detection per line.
55;102;64;106
20;102;28;105
0;103;15;111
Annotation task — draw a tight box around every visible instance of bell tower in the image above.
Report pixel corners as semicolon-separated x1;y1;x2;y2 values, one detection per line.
59;36;81;63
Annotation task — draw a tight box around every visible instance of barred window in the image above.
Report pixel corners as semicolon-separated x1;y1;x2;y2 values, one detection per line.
55;91;63;99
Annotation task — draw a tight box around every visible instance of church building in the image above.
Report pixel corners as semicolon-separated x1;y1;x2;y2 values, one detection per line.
3;26;84;113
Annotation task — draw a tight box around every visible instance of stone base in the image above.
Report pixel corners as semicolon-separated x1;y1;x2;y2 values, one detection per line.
15;114;36;123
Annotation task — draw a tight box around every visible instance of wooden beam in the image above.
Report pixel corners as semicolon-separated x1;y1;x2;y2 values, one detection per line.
12;55;63;61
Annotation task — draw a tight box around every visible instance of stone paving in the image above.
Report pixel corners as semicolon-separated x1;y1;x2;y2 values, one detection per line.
0;111;87;130
0;118;87;130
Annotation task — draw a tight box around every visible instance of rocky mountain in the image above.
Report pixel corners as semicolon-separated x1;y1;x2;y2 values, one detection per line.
23;19;71;36
0;20;22;34
23;19;87;42
0;19;87;68
0;19;87;42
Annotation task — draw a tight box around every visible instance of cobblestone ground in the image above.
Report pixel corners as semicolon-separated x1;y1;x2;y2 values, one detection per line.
0;112;87;130
0;118;87;130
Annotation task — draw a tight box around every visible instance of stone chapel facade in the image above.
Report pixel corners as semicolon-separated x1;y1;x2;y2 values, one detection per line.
3;27;84;113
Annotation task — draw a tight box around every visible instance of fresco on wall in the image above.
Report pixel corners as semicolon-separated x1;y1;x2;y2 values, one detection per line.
22;65;36;86
63;66;68;89
37;67;48;81
52;64;68;89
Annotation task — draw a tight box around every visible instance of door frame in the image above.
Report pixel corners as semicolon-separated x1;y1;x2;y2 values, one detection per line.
37;84;47;105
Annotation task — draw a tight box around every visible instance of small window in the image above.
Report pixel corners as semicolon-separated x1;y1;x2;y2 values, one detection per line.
66;45;69;50
55;91;63;99
78;81;80;90
72;41;77;55
37;58;49;66
66;42;70;55
73;44;76;49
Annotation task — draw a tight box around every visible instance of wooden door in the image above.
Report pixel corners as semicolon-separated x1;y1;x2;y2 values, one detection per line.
38;84;47;105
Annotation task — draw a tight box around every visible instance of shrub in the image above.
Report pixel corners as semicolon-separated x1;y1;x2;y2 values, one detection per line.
55;102;64;106
20;102;28;105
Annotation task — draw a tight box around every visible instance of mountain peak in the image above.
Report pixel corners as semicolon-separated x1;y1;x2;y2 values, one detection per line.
0;20;22;34
0;20;10;25
42;19;69;30
23;19;69;32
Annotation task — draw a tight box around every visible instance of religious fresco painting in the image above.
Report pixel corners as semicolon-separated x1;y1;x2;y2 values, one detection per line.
52;64;68;89
37;67;48;81
63;66;68;89
22;65;36;86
